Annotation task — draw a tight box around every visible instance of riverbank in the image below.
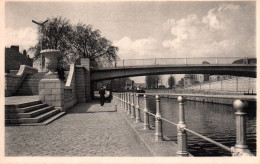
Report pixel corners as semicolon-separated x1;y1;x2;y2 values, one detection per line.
145;89;256;105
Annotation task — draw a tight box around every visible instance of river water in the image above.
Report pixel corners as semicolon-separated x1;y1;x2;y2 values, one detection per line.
136;96;256;157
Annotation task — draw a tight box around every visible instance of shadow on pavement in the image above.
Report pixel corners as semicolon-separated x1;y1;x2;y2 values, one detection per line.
67;99;116;114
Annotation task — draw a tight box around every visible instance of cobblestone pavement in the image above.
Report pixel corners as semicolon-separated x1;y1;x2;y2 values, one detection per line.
5;101;151;156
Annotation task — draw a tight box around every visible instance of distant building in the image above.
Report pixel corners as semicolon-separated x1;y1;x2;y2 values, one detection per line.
125;80;134;90
134;83;147;89
183;74;195;86
5;46;33;73
194;74;210;83
95;80;111;90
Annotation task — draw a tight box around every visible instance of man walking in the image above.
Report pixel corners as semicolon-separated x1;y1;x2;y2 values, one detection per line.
99;86;105;106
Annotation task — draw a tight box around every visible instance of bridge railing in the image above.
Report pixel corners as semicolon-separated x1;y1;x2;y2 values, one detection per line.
113;92;255;157
113;57;256;67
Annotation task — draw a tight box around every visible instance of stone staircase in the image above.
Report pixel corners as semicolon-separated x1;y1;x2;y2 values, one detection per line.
15;72;47;96
5;100;65;126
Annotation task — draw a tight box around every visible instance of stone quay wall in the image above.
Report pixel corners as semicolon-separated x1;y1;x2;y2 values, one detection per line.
185;77;256;94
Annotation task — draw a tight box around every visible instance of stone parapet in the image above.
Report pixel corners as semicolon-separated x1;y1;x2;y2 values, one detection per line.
5;65;38;97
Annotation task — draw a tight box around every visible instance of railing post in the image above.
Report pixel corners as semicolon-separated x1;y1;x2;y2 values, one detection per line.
124;93;127;112
123;60;124;67
216;57;218;64
231;100;253;156
127;93;131;114
143;95;150;130
155;95;163;141
135;94;141;123
131;93;135;118
177;96;189;157
122;93;125;110
236;77;238;92
120;93;123;108
185;58;187;64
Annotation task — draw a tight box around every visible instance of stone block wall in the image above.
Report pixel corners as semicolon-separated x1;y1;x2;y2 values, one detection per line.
5;65;38;97
5;74;20;96
80;58;91;101
39;79;65;109
39;64;77;112
75;66;86;103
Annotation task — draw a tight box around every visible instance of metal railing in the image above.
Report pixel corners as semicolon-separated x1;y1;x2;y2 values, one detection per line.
113;92;255;157
111;57;256;67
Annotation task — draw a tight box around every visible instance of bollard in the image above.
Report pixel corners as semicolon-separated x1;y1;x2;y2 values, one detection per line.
143;95;150;130
127;93;131;114
155;95;163;141
135;94;141;123
231;100;253;156
131;93;135;118
177;96;189;157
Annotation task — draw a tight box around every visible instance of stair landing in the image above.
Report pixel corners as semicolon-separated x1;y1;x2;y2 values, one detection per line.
5;95;40;106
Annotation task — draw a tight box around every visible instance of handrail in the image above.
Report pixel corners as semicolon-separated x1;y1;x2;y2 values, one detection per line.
183;127;231;152
134;92;256;101
113;92;254;156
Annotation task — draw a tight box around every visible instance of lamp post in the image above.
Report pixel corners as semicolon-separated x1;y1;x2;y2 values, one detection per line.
32;19;48;71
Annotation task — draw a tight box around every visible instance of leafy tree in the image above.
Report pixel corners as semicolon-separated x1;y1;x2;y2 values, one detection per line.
29;16;118;69
70;23;118;67
168;75;175;89
145;75;160;89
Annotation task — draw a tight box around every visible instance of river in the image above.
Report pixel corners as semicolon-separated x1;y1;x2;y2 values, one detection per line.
136;95;256;156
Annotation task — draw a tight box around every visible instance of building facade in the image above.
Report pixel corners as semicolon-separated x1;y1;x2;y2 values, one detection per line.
5;46;33;73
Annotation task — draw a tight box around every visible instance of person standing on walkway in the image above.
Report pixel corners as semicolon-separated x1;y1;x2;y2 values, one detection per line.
99;86;105;106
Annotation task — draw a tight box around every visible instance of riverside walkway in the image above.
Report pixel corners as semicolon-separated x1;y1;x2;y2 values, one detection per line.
5;100;152;156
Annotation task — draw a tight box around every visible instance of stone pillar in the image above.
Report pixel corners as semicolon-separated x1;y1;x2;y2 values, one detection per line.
39;49;66;112
75;66;86;103
80;58;91;102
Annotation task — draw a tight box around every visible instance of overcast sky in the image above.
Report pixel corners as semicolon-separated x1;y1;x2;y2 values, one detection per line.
5;1;256;84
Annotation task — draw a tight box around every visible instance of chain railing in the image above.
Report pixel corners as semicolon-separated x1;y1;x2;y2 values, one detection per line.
111;57;256;67
113;92;255;157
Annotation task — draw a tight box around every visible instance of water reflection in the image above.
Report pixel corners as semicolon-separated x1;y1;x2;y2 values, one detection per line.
137;96;256;156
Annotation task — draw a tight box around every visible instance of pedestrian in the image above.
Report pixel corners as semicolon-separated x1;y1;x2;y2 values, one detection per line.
99;86;105;106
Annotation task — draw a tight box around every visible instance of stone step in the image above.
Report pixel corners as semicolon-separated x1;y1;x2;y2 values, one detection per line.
5;100;42;110
6;106;54;119
6;109;60;124
6;103;48;113
6;112;66;126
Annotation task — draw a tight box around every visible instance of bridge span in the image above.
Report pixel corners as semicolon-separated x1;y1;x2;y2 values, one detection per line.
90;57;256;81
91;64;256;81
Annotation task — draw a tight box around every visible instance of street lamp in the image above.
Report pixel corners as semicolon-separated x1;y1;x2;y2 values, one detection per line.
32;19;48;71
